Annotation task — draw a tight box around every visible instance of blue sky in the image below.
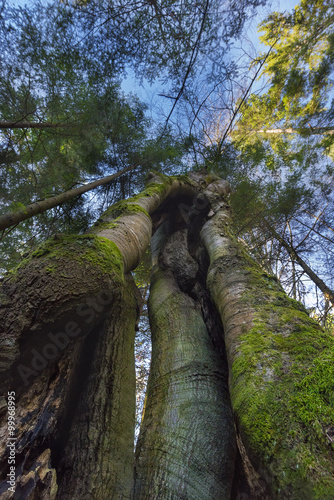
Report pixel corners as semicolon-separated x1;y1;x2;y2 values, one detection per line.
8;0;301;123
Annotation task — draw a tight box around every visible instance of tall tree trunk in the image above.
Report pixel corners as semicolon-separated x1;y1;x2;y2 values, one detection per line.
0;172;214;498
1;172;333;499
135;205;236;498
201;180;334;499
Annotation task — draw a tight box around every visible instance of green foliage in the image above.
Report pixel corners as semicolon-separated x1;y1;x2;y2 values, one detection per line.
258;0;334;120
224;1;334;283
234;0;334;150
73;0;266;89
0;1;192;271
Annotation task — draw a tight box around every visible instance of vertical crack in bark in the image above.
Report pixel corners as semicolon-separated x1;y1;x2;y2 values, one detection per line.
55;275;140;500
51;321;102;470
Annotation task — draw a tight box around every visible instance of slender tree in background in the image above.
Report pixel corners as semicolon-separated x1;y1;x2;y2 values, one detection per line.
196;0;334;323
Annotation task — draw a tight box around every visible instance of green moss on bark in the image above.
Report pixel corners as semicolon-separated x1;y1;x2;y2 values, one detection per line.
90;174;174;234
133;180;172;200
229;254;334;498
9;234;124;282
91;201;150;233
204;208;334;498
102;200;149;219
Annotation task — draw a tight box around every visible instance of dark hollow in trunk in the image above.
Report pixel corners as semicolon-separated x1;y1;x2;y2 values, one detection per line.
134;198;237;498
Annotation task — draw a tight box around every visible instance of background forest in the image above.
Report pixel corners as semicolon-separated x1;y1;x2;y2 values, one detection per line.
1;0;334;434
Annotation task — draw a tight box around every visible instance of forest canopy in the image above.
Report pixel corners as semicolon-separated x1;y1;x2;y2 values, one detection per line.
0;0;334;319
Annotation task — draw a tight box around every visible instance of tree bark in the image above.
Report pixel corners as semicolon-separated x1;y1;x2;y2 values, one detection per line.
0;237;140;498
201;180;334;499
0;172;214;499
55;275;140;499
135;212;236;498
0;172;210;382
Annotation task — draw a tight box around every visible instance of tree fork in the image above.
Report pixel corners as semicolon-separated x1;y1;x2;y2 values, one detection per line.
0;172;216;499
1;173;332;499
0;172;214;380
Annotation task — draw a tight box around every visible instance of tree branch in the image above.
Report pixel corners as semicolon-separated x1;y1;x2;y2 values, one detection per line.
265;220;334;307
0;121;72;129
0;164;139;231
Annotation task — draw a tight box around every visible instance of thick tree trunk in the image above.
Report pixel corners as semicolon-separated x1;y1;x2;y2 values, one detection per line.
0;244;139;499
1;172;333;500
55;275;140;499
201;180;334;499
0;172;214;499
134;214;236;498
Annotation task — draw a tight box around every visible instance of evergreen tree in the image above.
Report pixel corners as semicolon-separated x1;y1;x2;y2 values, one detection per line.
1;1;334;499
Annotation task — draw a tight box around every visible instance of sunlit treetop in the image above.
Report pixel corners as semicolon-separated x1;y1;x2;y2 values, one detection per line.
258;0;334;121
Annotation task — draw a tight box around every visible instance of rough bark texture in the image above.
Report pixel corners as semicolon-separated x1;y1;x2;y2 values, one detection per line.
0;263;140;499
134;201;236;499
56;275;140;499
0;234;125;385
201;180;334;499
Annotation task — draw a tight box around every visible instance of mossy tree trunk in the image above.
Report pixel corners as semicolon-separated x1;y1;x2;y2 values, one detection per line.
0;240;140;499
0;172;212;499
201;180;334;499
0;172;333;499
